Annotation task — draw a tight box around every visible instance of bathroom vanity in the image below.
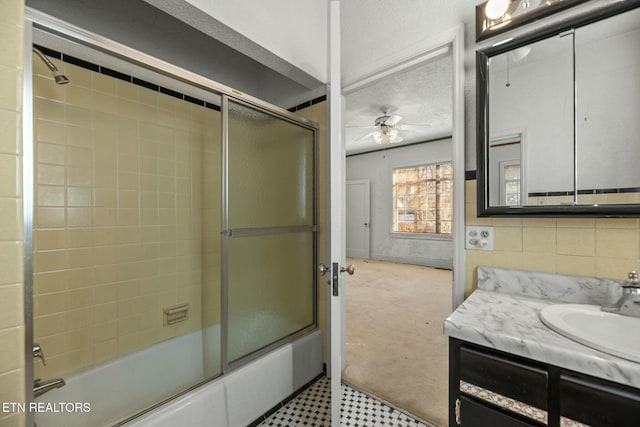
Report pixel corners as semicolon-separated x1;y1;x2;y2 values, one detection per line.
445;267;640;427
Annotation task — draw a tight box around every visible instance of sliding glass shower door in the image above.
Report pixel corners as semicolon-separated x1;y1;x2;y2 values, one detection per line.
225;99;316;364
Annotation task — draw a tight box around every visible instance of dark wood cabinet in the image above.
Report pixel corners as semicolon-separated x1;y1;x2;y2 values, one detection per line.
450;338;640;427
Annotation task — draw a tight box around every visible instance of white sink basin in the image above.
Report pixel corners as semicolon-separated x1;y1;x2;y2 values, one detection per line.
540;304;640;363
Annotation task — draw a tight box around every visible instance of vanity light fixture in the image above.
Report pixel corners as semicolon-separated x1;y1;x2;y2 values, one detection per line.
485;0;510;19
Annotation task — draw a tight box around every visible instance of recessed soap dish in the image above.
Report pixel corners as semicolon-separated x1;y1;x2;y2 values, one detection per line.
163;303;189;326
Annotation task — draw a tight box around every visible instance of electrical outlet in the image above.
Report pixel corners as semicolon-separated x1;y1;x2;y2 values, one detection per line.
465;226;494;250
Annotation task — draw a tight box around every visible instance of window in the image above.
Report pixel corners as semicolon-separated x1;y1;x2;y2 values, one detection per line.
392;163;453;235
501;163;521;206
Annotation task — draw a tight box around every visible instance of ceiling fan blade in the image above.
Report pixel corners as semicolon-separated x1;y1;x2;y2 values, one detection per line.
346;125;376;129
401;124;431;130
355;131;377;142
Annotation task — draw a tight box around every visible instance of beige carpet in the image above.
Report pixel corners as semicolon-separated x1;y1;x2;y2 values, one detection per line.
342;258;452;427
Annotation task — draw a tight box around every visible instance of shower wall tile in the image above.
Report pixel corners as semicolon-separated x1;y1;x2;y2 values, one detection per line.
32;60;217;380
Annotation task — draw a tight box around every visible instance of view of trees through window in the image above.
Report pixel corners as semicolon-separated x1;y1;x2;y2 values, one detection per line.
393;163;453;234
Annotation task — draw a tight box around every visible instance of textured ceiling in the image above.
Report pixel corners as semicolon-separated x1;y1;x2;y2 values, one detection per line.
345;54;453;155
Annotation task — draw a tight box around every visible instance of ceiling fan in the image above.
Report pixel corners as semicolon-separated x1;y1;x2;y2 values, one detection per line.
350;110;428;145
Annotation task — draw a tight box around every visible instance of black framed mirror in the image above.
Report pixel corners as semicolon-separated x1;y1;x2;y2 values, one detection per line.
477;0;640;217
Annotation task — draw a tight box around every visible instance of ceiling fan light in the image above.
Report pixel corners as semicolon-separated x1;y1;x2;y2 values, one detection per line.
485;0;509;19
373;130;383;144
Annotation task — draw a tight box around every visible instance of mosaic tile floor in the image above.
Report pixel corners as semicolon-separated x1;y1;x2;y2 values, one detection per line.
257;376;430;427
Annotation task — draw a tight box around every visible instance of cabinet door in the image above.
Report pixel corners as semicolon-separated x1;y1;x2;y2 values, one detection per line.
460;396;542;427
560;373;640;427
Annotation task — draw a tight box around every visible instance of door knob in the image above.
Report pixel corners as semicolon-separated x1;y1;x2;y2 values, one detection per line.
340;264;355;275
319;263;330;276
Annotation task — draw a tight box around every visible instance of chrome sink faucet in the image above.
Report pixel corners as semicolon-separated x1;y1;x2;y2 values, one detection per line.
602;271;640;317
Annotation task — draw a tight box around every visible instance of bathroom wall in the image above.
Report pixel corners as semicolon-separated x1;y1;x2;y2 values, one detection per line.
31;55;220;380
0;0;26;426
346;140;454;269
465;179;640;295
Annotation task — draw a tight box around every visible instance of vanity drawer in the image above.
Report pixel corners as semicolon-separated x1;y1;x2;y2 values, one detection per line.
460;395;543;427
460;346;548;410
560;373;640;426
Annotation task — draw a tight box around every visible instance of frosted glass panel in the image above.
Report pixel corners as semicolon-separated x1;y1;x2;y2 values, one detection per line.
228;232;314;362
228;101;314;228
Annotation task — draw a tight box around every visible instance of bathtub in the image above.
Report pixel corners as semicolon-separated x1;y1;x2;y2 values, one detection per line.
34;328;323;427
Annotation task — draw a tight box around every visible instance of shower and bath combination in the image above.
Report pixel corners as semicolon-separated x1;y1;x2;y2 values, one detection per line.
32;46;69;84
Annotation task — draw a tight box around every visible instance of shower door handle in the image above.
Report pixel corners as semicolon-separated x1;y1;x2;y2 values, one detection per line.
319;263;330;276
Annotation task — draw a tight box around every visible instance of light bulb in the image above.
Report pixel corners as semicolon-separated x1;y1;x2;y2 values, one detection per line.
373;130;383;144
485;0;509;20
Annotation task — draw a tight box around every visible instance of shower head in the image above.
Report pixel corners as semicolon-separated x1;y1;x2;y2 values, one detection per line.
32;47;69;85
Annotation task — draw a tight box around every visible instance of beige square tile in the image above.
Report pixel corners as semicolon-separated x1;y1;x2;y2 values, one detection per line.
93;73;116;94
0;66;21;112
37;207;65;228
36;118;66;146
557;228;594;256
491;251;524;270
522;218;556;228
0;412;25;427
522;227;556;253
36;288;69;314
595;228;639;259
0;283;22;329
66;125;93;148
0;328;24;373
34;312;67;338
66;267;94;289
66;145;92;167
67;186;93;207
93;302;117;325
0;0;24;26
67;167;94;191
93;91;116;114
37;185;64;207
0;154;20;197
94;339;118;364
33;271;67;295
116;80;137;101
35;74;66;103
596;257;640;281
0;241;22;286
493;227;522;252
94;320;117;343
557;218;595;228
67;346;94;371
0;198;21;240
0;109;20;155
523;253;556;274
94;283;117;304
35;97;65;123
0;370;25;408
37;141;65;165
64;63;92;89
66;84;92;108
595;218;639;229
37;163;65;186
67;207;92;227
556;255;595;277
68;308;95;331
68;288;94;311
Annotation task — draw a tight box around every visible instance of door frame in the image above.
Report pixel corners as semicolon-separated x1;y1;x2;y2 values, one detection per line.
345;179;371;259
340;25;466;313
327;18;466;426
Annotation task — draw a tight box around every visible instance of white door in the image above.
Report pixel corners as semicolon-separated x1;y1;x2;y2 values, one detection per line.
328;2;347;426
346;180;370;259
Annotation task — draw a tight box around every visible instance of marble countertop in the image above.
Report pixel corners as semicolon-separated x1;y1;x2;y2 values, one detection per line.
444;267;640;389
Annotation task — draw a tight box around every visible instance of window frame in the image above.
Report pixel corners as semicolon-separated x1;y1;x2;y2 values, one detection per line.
391;161;453;239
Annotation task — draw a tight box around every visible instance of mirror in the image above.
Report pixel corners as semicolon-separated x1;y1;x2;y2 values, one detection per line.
477;4;640;216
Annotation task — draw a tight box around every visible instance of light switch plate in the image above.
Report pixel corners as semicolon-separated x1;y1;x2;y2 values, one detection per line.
465;226;494;250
